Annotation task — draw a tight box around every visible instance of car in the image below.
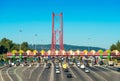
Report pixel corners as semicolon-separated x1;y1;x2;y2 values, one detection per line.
64;68;69;72
55;69;61;74
11;63;15;66
85;68;90;73
45;63;51;69
45;65;50;69
8;64;12;67
116;68;120;72
80;64;85;69
55;65;60;69
47;63;51;66
77;64;80;67
16;61;20;66
67;73;72;78
99;61;104;65
76;61;80;67
69;61;73;65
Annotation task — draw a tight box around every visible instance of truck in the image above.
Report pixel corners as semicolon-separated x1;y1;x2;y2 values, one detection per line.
62;63;68;69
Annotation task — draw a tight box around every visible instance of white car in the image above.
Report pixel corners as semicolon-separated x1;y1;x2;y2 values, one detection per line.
85;68;90;73
55;69;61;74
11;63;14;66
80;64;85;69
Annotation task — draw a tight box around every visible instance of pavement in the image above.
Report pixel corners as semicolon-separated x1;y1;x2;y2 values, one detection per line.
0;64;120;81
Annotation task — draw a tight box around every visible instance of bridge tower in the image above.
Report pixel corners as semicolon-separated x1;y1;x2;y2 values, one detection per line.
51;12;64;55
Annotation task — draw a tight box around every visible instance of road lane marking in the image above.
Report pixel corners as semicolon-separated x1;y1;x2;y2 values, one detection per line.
93;66;110;77
14;66;22;81
59;63;64;79
50;62;54;81
37;63;46;81
89;67;107;81
0;68;5;81
7;68;14;81
28;67;37;79
22;66;31;73
68;65;77;78
74;66;93;81
100;65;120;75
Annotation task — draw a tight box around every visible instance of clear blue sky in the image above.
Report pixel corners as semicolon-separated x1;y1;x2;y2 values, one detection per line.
0;0;120;49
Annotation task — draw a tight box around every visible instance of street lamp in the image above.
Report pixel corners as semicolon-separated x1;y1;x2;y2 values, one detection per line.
88;38;91;52
19;30;22;50
34;34;37;50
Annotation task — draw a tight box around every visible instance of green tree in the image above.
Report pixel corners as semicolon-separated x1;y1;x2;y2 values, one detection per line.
116;41;120;51
0;38;13;52
21;42;29;51
11;43;19;51
110;44;117;51
0;45;8;54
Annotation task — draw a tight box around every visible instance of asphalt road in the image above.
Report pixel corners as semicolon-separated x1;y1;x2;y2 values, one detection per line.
0;64;120;81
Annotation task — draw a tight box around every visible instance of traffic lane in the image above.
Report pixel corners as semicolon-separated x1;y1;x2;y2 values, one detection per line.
94;66;120;81
62;68;77;81
1;67;13;81
79;67;106;81
54;67;66;81
70;66;91;81
28;66;44;81
54;63;62;81
38;68;51;81
8;67;19;81
16;66;29;81
54;72;61;81
22;66;35;81
89;66;112;81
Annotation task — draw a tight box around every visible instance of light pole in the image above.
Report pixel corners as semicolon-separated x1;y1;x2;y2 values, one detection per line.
34;34;37;50
88;38;91;52
19;30;22;50
41;40;43;50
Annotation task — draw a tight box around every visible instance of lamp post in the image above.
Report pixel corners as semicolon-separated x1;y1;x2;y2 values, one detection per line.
41;40;43;50
88;38;91;52
34;34;37;50
19;30;22;50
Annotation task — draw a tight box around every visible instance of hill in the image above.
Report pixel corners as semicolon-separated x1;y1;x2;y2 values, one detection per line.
29;44;106;51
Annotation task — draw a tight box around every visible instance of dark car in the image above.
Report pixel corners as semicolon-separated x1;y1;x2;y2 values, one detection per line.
116;68;120;72
99;61;104;65
67;73;72;78
45;65;50;69
64;68;69;72
46;63;51;69
47;63;51;66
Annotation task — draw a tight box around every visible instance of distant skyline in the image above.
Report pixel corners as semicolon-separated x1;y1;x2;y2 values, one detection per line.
0;0;120;49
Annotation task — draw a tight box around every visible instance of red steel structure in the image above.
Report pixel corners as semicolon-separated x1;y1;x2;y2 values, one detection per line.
51;12;64;55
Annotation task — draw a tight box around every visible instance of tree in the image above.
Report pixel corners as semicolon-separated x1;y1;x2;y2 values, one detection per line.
0;45;8;54
110;44;117;51
21;42;29;51
11;43;19;51
116;41;120;51
0;38;13;52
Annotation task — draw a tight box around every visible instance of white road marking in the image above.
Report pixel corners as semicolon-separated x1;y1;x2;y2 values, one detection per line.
59;63;64;79
68;65;77;78
100;65;120;75
22;66;31;73
74;66;93;81
50;62;54;81
28;67;37;79
7;68;14;81
14;66;22;81
36;63;46;81
93;66;110;77
0;68;5;81
89;66;107;81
